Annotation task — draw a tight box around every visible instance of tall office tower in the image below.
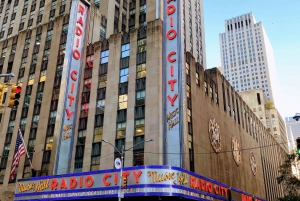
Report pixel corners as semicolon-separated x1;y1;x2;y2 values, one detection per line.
220;12;280;105
286;115;300;153
239;89;288;153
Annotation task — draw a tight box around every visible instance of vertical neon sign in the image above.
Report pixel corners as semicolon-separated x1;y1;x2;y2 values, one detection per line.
54;0;90;175
163;0;184;167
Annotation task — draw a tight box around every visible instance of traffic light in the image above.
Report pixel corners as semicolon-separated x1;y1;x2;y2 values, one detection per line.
0;83;5;107
8;84;22;108
122;177;127;188
296;137;300;155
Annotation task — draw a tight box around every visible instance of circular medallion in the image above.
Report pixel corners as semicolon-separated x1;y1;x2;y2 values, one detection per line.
208;118;221;153
249;151;257;176
231;136;241;166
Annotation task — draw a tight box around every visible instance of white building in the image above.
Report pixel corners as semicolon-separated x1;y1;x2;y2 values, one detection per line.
219;12;281;107
286;115;300;153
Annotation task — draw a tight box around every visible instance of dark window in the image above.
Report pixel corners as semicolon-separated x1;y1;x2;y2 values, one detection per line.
257;93;261;105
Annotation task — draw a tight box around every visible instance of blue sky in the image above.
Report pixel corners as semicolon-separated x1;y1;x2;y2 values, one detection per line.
203;0;300;119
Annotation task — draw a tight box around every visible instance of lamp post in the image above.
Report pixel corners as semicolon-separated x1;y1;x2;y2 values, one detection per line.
102;138;153;201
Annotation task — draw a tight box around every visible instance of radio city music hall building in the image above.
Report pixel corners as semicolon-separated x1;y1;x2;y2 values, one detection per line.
0;0;285;200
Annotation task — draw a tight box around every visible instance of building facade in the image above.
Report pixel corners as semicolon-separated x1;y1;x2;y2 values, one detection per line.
239;89;288;153
286;115;300;153
0;0;285;200
219;12;281;106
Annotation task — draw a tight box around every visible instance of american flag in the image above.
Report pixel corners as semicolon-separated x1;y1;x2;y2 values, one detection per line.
9;130;25;181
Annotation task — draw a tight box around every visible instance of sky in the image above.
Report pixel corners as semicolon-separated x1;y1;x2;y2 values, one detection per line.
203;0;300;119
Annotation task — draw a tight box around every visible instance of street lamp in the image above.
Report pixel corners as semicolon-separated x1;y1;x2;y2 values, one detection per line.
102;138;153;201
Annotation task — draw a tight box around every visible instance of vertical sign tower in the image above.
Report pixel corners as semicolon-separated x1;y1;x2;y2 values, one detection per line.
53;0;90;175
163;0;185;167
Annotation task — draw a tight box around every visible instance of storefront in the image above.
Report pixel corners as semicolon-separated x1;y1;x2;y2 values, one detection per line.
14;165;266;201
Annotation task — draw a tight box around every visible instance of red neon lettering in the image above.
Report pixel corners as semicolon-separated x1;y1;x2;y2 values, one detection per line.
103;174;111;186
71;83;75;93
85;78;91;89
190;176;195;188
85;176;94;187
66;108;74;120
166;29;177;40
78;4;85;15
83;103;89;113
72;49;81;60
167;5;176;15
214;185;219;195
76;26;82;36
168;79;177;91
167;0;176;3
167;94;178;106
68;95;75;106
170;17;173;27
71;70;78;81
60;179;68;189
87;60;94;68
122;171;130;180
133;171;142;183
201;180;206;191
167;51;176;63
206;182;212;193
79;177;83;188
77;17;84;27
196;179;201;190
170;66;174;76
76;39;80;48
51;179;58;190
70;177;77;189
114;173;118;185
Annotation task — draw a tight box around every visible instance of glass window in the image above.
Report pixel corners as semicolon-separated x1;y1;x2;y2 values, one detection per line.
39;7;44;15
28;74;34;85
116;122;126;139
30;11;35;19
46;30;53;41
24;0;29;8
100;50;109;64
98;75;107;88
94;127;103;143
136;90;145;106
90;156;100;171
100;26;106;38
121;44;130;58
118;94;128;109
45;136;53;150
135;119;145;136
62;24;68;35
140;5;146;14
56;65;63;77
96;100;105;114
43;49;50;60
59;44;66;55
51;1;57;10
137;39;146;53
24;38;30;49
1;48;7;57
36;35;41;44
11;44;16;54
137;63;146;78
120;68;129;83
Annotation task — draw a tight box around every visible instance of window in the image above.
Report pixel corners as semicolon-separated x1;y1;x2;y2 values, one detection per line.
94;127;103;143
140;4;146;14
118;94;128;109
209;87;213;99
59;44;66;55
21;15;26;22
98;75;107;88
1;48;7;58
136;90;145;106
135;119;145;136
56;65;63;77
35;35;41;44
24;0;29;8
13;6;18;13
31;53;38;65
28;74;34;85
100;50;109;64
271;114;275;118
137;39;146;53
30;11;35;19
120;68;129;83
24;39;30;49
39;70;46;82
46;30;53;41
272;120;276;125
32;115;39;128
90;156;100;171
49;111;57;124
116;122;126;139
62;24;68;35
137;63;146;78
100;26;106;38
45;136;53;150
43;49;50;60
196;73;199;85
121;44;130;58
11;44;16;54
204;81;208;94
23;166;31;178
51;1;57;10
186;85;190;98
39;7;44;15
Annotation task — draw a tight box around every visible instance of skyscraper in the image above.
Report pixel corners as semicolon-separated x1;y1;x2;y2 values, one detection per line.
220;12;280;105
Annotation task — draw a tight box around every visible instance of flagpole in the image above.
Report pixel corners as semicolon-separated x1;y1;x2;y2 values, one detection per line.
18;128;34;170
